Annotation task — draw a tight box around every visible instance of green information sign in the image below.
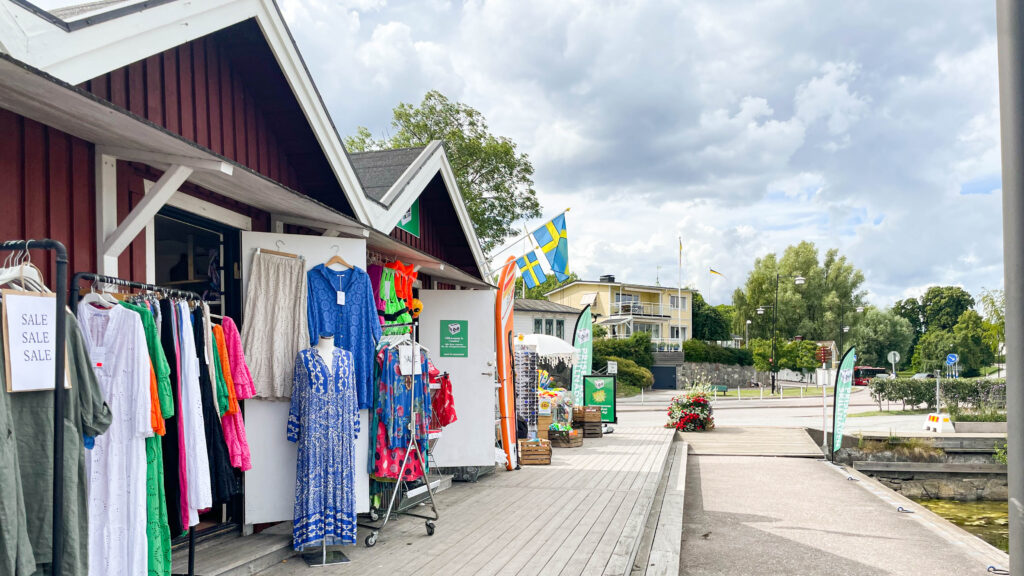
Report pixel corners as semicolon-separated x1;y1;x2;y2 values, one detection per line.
583;375;616;423
831;347;857;457
440;319;468;357
397;199;421;237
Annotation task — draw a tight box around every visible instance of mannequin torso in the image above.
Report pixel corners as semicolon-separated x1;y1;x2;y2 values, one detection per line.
315;335;336;376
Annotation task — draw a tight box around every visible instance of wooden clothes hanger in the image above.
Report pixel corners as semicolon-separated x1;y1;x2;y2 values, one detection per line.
257;240;300;260
325;244;352;270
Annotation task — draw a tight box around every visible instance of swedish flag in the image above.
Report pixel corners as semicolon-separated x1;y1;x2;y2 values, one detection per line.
531;213;569;281
516;251;548;289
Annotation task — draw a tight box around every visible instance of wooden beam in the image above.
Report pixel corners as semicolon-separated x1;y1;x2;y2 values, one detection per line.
98;145;233;175
272;213;369;238
101;164;193;259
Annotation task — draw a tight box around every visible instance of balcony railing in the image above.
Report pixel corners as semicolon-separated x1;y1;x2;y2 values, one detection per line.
611;301;674;317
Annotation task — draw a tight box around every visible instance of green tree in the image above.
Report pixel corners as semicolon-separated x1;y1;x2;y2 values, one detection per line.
892;297;925;347
513;272;579;300
920;286;975;332
715;304;736;336
731;242;866;341
778;340;821;372
978;288;1005;360
847;308;915;368
692;292;730;341
346;91;542;253
912;310;994;377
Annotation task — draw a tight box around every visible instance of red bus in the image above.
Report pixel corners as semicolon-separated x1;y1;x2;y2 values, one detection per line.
853;366;888;386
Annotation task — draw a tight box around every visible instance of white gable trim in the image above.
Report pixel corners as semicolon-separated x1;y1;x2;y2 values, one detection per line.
364;142;489;283
1;0;371;224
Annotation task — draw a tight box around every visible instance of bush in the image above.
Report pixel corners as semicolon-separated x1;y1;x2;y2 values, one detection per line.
868;377;1005;412
682;339;753;366
593;332;654;368
594;356;653;390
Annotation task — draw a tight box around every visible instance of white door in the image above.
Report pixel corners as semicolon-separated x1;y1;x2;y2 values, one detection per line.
239;231;370;527
418;289;497;467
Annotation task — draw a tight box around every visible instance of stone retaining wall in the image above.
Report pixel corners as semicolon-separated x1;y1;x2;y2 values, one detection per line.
875;473;1007;501
676;362;762;388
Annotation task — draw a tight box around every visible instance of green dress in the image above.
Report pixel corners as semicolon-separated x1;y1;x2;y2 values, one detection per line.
0;358;35;575
120;301;174;576
8;315;112;576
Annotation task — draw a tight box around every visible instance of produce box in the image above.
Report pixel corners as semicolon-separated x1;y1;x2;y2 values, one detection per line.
549;429;583;448
573;406;602;423
537;415;553;440
518;439;552;465
583;422;603;438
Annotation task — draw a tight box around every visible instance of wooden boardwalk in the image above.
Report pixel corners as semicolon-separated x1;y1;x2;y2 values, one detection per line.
258;423;676;576
679;426;823;457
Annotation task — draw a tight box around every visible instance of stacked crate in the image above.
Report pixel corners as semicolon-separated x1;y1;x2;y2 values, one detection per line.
518;439;552;465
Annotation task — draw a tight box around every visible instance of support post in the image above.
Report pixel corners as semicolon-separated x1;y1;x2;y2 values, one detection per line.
100;164;193;259
95;153;118;276
996;3;1024;570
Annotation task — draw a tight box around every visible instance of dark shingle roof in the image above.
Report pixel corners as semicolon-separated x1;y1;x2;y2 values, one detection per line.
348;147;426;204
514;299;581;314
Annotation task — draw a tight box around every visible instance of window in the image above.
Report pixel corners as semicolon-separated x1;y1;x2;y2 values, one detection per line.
545;319;554;335
615;293;640;303
534;318;543;334
671;295;687;310
635;323;660;338
670;326;680;339
556;320;565;339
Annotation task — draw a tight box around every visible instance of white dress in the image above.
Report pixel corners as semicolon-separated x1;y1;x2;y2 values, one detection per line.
78;303;152;576
177;301;212;526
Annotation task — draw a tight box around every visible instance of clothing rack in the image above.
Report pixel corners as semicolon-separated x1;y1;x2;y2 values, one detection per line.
0;240;69;575
69;272;201;576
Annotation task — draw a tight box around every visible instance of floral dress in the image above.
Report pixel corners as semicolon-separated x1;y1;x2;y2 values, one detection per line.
288;348;359;550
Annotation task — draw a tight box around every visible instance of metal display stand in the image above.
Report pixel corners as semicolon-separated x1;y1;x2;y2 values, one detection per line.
0;240;69;575
361;321;440;548
71;272;202;576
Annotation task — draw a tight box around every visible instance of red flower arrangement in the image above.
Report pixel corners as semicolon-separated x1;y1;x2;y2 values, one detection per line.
664;392;715;432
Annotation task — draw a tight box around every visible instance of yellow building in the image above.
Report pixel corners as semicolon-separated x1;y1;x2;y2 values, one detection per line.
545;275;693;351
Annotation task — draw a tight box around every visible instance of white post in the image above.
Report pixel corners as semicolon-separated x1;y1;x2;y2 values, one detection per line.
935;369;942;412
821;361;829;453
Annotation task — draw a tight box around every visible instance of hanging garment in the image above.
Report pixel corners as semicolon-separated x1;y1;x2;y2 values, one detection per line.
0;361;36;576
242;252;310;399
212;326;240;415
306;264;382;409
192;308;239;504
158;299;188;537
371;420;425;481
288;348;359;551
200;303;218;415
377;346;431;450
78;302;152;576
120;300;173;576
385;260;417;301
221;317;255;400
366;264;387;327
379;268;412;336
8;315;112;576
177;302;212;526
431;373;458;428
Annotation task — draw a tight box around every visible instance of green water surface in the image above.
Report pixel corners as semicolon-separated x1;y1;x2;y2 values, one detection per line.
915;499;1009;553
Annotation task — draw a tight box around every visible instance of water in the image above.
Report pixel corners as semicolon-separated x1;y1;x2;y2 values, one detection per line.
915;499;1009;552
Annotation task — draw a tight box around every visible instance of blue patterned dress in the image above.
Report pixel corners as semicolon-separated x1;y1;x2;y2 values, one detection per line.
307;264;383;409
287;348;359;550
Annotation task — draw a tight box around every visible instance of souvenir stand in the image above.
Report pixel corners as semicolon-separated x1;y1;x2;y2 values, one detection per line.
514;334;581;453
0;239;70;575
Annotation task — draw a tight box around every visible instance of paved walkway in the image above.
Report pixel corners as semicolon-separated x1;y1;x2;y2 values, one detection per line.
681;454;1009;575
679;426;823;457
258;415;675;576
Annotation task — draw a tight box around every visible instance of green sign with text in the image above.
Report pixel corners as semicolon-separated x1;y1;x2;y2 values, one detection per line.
440;319;468;357
583;375;616;423
397;199;421;237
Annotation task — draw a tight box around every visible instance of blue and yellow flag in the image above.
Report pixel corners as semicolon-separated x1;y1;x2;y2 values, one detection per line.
709;268;725;278
516;251;548;289
532;213;569;281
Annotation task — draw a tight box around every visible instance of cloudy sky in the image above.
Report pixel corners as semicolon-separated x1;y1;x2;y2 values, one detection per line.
81;0;1013;306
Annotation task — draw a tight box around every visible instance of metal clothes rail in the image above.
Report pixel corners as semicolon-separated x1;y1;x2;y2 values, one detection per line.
0;239;69;575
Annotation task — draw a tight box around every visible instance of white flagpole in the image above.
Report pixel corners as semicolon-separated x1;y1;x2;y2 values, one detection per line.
678;236;683;352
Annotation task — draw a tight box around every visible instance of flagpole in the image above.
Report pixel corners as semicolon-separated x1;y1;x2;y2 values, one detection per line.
678;236;683;353
488;207;572;260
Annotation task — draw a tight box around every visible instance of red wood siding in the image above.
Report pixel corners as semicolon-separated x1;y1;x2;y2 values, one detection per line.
0;108;96;284
390;173;479;278
79;20;353;216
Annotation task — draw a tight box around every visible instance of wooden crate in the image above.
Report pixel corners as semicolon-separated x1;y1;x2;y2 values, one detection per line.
537;415;553;440
550;430;583;448
518;439;552;465
583;422;603;438
573;406;602;423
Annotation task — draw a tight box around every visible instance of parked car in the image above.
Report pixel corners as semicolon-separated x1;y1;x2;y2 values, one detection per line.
910;372;931;379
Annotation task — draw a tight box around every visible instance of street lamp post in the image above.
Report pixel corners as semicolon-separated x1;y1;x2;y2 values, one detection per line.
758;273;806;396
836;301;865;358
745;319;751;348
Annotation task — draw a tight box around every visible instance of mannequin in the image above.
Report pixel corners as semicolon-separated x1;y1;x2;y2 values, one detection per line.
316;335;336;376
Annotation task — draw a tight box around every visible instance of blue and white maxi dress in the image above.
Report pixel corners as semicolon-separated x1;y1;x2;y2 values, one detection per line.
287;347;359;550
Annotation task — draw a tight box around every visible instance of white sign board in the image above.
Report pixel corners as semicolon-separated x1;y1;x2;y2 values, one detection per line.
887;351;900;364
3;290;70;392
606;360;618;375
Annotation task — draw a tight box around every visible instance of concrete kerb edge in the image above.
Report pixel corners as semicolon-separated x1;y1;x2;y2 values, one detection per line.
823;461;1010;571
644;442;687;576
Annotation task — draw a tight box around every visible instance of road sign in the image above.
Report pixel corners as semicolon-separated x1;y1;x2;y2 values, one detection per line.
946;353;959;366
887;351;901;364
606;360;618;375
